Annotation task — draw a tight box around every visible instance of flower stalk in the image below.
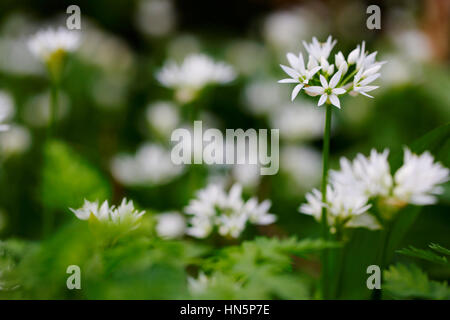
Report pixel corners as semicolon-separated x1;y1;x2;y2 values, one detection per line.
320;103;332;299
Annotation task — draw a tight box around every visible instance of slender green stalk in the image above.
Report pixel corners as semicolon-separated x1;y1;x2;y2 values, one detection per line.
320;104;332;299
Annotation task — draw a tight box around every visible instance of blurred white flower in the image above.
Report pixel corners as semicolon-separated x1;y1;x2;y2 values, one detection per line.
23;90;70;127
136;0;176;37
156;54;236;103
231;163;261;189
331;149;393;198
70;198;145;225
280;146;322;192
27;27;81;63
270;101;324;141
225;40;268;76
0;124;31;157
111;143;184;186
393;148;449;206
0;91;15;132
156;212;186;239
299;185;376;232
188;272;213;294
243;79;287;115
146;101;180;137
185;183;276;239
304;71;346;108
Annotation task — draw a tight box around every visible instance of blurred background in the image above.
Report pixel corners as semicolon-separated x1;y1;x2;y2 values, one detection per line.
0;0;448;254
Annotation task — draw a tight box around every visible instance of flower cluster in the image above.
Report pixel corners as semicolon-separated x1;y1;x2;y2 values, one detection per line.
300;148;449;232
279;36;386;107
185;183;276;238
156;53;236;103
27;27;81;63
70;198;146;226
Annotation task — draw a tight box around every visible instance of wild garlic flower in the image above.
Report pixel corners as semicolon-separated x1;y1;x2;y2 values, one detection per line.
111;143;184;186
27;27;81;63
155;212;186;239
156;54;236;103
393;149;449;206
185;183;276;239
301;148;449;230
70;198;145;225
330;149;393;198
0;91;14;132
299;185;376;233
279;36;385;108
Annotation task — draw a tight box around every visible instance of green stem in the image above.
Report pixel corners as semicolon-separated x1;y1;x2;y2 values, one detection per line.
320;104;332;299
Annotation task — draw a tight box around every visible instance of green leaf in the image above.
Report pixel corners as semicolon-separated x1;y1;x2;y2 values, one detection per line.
40;140;111;211
430;243;450;256
384;263;450;300
397;245;449;266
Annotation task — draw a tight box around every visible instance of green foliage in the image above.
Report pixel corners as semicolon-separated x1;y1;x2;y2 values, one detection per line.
397;243;450;267
194;237;338;299
40;140;111;211
383;263;450;300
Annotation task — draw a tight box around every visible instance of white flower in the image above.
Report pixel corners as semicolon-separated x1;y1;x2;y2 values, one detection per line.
0;91;14;132
185;183;276;239
304;71;346;108
278;53;321;101
70;198;145;225
351;68;381;98
156;54;236;102
110;198;146;224
70;199;111;221
146;101;180;137
334;51;348;75
27;27;81;62
111;143;184;186
393;148;449;205
331;149;393;198
188;272;213;294
244;198;276;225
156;212;186;239
302;35;337;62
299;185;376;232
0;124;31;157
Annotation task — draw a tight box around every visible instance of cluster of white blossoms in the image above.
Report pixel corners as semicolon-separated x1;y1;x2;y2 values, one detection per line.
156;54;236;103
185;183;276;239
279;36;386;107
300;148;449;232
27;27;81;63
70;198;145;225
0;91;14;132
111;143;184;186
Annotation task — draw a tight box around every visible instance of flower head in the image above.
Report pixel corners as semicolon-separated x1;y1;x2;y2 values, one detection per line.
393;148;449;205
0;91;14;132
279;36;385;106
70;198;145;226
156;212;186;239
156;54;236;103
27;27;81;63
185;183;276;239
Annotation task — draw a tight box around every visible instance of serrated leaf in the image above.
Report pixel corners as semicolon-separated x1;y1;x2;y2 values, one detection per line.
384;263;450;300
397;245;449;266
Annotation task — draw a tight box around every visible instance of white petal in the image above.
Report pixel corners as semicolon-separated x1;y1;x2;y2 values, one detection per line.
278;78;299;83
319;75;328;88
360;73;380;86
329;70;342;88
304;86;324;96
287;53;299;69
280;64;299;79
318;94;328;106
291;84;304;101
332;88;346;95
329;94;341;108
